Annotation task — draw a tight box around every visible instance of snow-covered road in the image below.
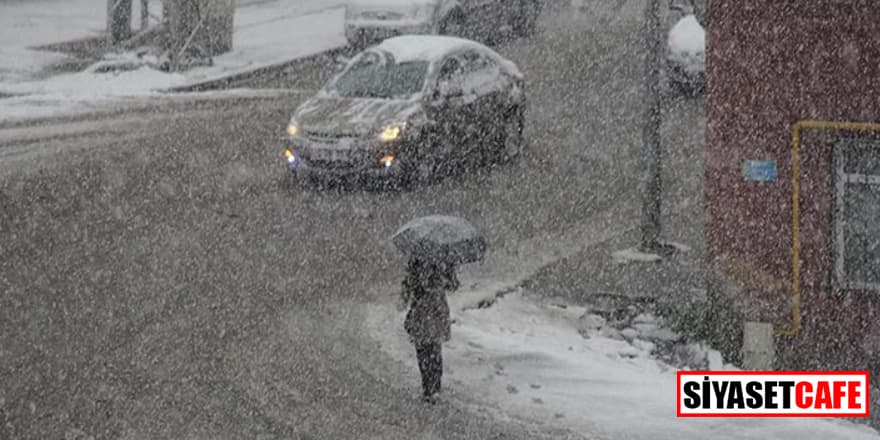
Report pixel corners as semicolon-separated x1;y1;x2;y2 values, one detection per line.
0;1;730;439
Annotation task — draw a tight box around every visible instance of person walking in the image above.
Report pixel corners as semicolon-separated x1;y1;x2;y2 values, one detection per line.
398;257;459;403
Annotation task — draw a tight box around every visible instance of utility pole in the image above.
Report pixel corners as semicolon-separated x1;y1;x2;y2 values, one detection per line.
107;0;134;45
639;0;666;254
167;0;235;71
140;0;150;30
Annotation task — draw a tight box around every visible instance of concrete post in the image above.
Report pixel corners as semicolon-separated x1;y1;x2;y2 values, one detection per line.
168;0;234;70
203;0;235;55
107;0;134;45
742;321;776;370
639;0;664;252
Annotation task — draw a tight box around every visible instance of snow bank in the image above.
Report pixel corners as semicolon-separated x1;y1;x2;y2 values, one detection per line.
3;65;187;98
611;247;661;263
366;289;880;440
0;0;167;84
0;3;346;122
180;7;347;87
1;7;345;98
0;0;104;83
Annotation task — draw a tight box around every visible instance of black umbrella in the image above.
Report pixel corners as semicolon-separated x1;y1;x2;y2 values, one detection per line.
392;215;487;265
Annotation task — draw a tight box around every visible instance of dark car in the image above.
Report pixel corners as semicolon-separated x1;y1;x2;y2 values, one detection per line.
344;0;542;49
282;35;526;188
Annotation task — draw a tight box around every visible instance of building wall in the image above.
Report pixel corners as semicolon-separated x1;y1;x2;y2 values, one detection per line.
705;0;880;367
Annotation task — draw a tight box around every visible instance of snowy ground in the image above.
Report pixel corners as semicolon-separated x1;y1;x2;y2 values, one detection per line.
366;287;880;440
0;0;347;123
0;0;112;84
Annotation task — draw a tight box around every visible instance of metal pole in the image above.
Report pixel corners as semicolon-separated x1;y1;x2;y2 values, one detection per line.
640;0;664;252
107;0;133;45
141;0;150;30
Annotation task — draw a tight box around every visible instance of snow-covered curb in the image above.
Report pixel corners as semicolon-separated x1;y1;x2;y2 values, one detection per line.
366;289;880;440
0;88;308;127
0;4;346;123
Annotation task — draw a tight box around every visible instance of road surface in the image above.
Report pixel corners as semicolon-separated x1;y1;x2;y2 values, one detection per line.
0;1;705;438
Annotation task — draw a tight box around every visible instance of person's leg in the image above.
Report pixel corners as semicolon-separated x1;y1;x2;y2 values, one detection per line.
435;343;444;395
415;343;432;396
426;342;443;396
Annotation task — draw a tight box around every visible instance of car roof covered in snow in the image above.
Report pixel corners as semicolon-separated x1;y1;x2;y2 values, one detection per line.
350;0;435;6
373;35;489;63
370;35;523;77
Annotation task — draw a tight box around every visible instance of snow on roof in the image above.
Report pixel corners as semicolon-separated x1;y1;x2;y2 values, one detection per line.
370;35;523;79
373;35;492;63
668;14;705;55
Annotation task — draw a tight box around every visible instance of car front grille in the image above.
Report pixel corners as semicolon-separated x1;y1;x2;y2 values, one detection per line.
303;130;360;143
358;11;405;20
307;159;358;170
301;148;373;170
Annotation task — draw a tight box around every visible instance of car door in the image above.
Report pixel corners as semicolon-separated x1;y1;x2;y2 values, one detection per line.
425;54;478;162
457;49;509;156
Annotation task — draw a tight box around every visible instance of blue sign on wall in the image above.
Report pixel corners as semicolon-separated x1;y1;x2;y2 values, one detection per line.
743;160;778;182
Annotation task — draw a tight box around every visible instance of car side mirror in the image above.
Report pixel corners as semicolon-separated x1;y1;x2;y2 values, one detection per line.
438;81;464;98
446;86;464;98
334;55;351;72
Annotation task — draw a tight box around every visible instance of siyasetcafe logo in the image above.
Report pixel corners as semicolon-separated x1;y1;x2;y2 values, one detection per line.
676;371;870;417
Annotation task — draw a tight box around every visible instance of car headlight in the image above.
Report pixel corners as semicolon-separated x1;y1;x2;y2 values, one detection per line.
379;124;404;142
287;120;299;138
284;147;297;164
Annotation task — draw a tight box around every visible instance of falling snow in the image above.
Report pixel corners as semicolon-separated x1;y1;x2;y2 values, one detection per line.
1;0;878;439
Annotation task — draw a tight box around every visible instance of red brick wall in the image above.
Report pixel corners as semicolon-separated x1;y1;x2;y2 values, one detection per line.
705;0;880;366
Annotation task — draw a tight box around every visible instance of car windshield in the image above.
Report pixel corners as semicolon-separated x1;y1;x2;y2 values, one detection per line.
327;59;429;99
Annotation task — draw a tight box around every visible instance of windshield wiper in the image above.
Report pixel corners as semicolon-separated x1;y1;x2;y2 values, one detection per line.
358;91;391;99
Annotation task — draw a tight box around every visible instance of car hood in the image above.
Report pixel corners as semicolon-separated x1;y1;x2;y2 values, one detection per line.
294;96;424;137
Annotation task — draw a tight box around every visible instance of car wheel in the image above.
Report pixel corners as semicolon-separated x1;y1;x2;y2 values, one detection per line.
496;107;525;164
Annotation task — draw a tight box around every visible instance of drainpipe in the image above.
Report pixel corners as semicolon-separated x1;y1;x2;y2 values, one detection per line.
782;119;880;337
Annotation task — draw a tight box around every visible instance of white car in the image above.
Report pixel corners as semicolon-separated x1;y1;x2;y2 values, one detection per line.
344;0;542;48
666;3;706;94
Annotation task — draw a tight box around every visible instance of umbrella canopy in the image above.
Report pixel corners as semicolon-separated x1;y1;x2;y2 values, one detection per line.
392;215;487;265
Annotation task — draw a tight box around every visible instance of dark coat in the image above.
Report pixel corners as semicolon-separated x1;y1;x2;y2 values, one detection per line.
401;260;458;345
404;284;451;345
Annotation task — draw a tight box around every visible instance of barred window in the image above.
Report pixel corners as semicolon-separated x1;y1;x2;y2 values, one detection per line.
834;137;880;290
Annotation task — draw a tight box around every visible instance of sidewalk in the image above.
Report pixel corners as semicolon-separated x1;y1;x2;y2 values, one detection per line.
0;0;348;123
363;200;879;439
365;247;880;440
521;225;709;335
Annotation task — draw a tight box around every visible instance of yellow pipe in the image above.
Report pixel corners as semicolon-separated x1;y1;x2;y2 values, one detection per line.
782;119;880;337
